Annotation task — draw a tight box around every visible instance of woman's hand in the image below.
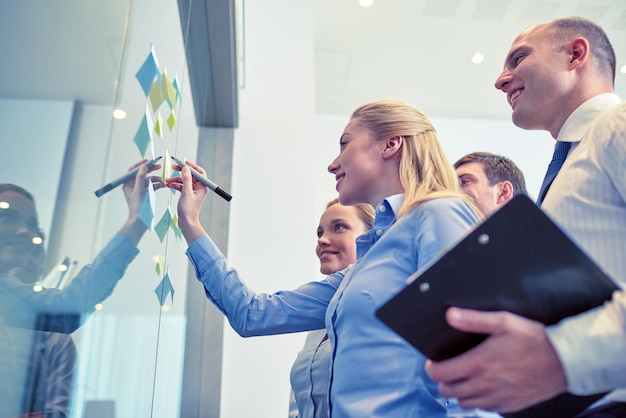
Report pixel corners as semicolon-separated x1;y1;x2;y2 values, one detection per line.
166;160;208;245
119;159;163;245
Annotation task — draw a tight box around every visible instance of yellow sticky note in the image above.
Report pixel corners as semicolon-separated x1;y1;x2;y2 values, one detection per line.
155;252;164;275
162;70;178;110
149;79;165;112
154;112;163;138
167;111;176;131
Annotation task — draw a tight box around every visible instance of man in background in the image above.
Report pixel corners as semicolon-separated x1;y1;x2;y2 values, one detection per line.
454;152;527;217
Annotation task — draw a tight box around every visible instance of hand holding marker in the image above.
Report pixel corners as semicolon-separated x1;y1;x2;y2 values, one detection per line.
171;156;232;202
94;156;163;198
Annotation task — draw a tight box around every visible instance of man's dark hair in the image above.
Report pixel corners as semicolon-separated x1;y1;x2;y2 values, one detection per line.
0;183;35;202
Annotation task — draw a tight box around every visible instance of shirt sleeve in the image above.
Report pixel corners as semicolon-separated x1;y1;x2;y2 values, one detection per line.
55;232;140;309
1;233;139;331
288;389;299;418
409;198;480;273
546;290;626;394
600;103;626;203
186;234;342;337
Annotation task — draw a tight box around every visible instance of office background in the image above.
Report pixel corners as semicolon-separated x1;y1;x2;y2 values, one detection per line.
1;0;625;417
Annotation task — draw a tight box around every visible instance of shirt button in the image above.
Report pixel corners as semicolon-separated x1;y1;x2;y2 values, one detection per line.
378;205;386;212
376;229;383;236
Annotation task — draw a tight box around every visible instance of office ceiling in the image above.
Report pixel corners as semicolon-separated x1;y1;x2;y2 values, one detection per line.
1;0;625;122
0;0;131;106
314;0;626;119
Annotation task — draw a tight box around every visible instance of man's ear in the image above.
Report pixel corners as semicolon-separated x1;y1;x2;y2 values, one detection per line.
497;181;514;205
382;135;403;159
569;37;590;69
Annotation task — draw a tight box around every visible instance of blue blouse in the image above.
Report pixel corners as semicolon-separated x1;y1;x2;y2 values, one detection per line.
187;196;487;417
289;329;331;418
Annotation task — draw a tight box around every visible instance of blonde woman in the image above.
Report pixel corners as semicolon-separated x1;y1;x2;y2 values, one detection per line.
168;100;491;417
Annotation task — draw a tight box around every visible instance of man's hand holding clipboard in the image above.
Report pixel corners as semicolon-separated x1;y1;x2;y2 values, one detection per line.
375;195;618;418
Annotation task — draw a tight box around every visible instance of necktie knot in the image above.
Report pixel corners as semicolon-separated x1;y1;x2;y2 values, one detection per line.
537;141;571;205
552;141;571;161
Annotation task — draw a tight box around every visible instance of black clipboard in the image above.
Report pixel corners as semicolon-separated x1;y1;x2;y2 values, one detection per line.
375;194;618;418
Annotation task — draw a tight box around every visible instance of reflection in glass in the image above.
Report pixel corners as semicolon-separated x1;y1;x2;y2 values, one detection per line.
1;0;201;416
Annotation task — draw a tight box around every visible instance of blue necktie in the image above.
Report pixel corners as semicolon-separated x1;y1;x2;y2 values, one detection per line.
537;141;571;205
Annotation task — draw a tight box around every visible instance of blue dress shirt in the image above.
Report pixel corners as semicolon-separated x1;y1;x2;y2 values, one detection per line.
187;196;486;417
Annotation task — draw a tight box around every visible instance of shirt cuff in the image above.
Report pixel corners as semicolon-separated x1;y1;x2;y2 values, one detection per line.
186;234;223;273
546;291;626;394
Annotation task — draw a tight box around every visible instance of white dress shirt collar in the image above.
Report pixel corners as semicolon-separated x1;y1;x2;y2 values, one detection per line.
557;93;622;143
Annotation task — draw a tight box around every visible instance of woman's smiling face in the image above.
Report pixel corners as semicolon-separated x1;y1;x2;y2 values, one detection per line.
327;120;385;207
315;203;369;275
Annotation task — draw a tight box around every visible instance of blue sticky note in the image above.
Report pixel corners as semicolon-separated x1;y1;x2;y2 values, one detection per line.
172;74;182;104
136;45;161;96
155;273;175;306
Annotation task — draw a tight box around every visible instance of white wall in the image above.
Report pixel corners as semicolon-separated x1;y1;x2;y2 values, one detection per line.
432;115;555;200
224;1;317;417
0;98;74;241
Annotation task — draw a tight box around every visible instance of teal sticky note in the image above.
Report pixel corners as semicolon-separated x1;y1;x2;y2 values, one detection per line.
173;224;182;240
172;74;182;104
155;209;172;242
155;273;175;306
138;181;155;230
133;106;153;157
171;213;182;240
